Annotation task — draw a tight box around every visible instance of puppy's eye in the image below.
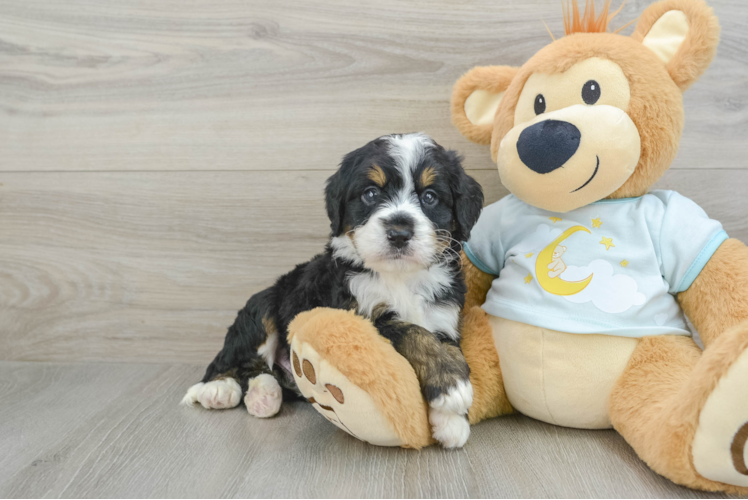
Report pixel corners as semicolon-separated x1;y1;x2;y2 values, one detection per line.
534;94;546;115
420;189;438;206
362;187;379;204
582;80;601;105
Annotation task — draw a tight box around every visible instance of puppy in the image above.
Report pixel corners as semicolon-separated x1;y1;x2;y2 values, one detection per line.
182;133;484;447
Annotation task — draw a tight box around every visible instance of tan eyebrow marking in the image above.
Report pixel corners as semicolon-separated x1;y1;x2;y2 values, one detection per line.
367;165;387;187
420;166;437;187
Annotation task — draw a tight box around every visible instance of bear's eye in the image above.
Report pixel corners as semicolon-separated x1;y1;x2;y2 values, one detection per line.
582;80;601;105
534;94;546;115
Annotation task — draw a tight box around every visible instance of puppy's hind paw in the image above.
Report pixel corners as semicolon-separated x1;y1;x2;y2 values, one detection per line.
181;382;204;406
245;374;282;418
429;408;470;448
181;379;242;410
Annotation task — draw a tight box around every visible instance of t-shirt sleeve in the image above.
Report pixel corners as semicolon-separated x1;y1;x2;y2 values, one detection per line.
656;192;728;294
462;198;506;276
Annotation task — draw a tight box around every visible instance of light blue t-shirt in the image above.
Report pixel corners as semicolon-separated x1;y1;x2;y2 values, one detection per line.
464;191;728;338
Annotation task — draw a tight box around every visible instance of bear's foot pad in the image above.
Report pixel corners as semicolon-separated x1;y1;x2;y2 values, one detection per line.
290;336;406;447
692;345;748;487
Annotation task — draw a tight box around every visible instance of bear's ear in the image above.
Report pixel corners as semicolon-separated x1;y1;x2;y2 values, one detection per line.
632;0;720;91
451;65;519;145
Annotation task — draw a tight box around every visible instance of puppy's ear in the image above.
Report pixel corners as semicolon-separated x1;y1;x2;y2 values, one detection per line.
632;0;719;91
446;150;484;240
324;169;346;236
451;65;519;145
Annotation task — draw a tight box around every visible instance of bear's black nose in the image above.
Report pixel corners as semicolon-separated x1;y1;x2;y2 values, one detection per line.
516;120;581;174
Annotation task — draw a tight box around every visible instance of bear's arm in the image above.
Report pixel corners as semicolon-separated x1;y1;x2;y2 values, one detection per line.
678;238;748;347
461;250;496;311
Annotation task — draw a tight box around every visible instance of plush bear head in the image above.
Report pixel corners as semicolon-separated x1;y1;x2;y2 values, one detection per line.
452;0;719;213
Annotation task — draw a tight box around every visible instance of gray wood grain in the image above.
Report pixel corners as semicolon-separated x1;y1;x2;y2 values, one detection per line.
0;0;746;173
1;169;746;364
0;361;738;498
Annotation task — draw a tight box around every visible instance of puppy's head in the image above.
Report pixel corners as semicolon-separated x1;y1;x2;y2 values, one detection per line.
326;133;483;274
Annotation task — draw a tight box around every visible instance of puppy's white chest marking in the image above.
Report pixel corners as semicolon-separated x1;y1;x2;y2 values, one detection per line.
347;262;460;340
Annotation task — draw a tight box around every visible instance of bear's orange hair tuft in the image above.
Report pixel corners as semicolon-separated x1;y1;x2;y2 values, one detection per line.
562;0;632;36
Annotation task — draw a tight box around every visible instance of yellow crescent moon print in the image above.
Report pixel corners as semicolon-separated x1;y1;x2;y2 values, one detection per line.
535;226;594;296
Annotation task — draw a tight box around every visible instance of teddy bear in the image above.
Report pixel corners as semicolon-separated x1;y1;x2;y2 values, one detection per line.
286;0;748;493
548;245;568;279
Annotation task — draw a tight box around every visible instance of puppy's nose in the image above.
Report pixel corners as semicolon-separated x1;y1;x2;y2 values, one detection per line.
386;226;413;249
517;119;580;174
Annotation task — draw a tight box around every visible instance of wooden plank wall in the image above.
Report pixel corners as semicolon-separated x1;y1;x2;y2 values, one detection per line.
1;0;746;363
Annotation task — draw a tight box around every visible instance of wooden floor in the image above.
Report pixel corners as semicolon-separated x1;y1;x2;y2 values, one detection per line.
0;361;740;498
1;0;747;497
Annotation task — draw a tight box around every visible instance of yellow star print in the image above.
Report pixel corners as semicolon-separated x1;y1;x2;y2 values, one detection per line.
600;237;615;251
591;217;602;228
621;260;629;267
549;217;562;223
525;252;534;258
524;273;533;284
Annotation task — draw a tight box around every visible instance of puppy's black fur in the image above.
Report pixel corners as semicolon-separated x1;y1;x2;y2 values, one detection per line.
195;134;483;418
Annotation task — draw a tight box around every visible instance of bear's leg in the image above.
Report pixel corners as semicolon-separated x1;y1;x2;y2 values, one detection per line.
609;327;748;494
460;306;513;424
287;307;433;449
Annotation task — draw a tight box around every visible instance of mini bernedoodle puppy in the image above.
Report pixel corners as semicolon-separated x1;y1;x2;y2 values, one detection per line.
183;133;484;447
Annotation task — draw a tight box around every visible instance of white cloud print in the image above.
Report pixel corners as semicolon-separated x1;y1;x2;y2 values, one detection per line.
561;260;646;314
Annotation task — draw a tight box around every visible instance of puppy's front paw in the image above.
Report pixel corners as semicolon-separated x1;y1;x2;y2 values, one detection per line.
428;380;473;448
429;408;470;448
181;379;242;409
430;380;473;415
245;373;282;418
